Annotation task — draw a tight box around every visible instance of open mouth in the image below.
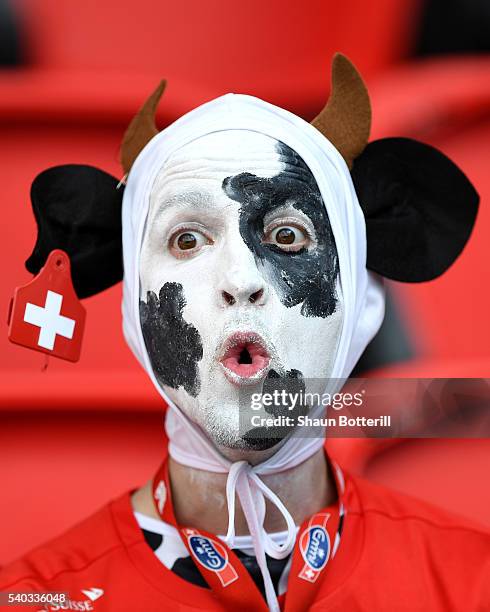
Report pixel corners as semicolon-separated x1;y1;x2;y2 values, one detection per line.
219;332;271;386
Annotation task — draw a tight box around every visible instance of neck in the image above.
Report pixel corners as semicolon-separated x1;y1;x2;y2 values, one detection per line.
132;447;336;535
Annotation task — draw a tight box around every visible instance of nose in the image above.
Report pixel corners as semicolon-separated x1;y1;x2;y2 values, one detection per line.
221;285;265;306
218;263;267;308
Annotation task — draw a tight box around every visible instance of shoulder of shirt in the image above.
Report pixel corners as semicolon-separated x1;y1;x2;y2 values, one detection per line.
347;472;490;540
0;491;132;590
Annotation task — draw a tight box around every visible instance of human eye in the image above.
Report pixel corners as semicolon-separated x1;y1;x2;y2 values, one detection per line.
262;218;312;252
168;224;214;259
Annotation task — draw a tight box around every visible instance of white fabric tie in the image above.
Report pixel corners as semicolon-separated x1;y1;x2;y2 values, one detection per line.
225;461;297;557
166;404;315;612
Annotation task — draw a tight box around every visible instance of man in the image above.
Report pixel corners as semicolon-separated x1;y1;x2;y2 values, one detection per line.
1;55;488;611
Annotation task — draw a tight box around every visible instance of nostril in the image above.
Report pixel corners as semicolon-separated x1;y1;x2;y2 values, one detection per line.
222;291;236;306
249;289;264;304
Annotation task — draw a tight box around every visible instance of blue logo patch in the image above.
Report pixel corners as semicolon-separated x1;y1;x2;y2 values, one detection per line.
304;526;330;570
189;536;227;571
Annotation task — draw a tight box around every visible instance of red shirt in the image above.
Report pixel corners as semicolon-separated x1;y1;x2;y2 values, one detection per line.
1;469;489;611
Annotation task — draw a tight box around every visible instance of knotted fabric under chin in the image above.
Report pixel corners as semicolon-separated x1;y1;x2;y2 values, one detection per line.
121;94;385;611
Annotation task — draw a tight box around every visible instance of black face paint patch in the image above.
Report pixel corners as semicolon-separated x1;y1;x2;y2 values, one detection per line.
222;142;339;318
140;282;203;397
241;368;307;450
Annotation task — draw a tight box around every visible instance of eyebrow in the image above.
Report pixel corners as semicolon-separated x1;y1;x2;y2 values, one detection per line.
262;201;313;225
158;189;215;209
152;189;218;222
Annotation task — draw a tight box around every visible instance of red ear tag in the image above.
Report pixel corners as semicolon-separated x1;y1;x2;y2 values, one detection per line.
8;250;86;362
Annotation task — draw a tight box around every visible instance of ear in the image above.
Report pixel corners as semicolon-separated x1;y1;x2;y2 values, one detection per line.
351;137;479;282
25;165;124;298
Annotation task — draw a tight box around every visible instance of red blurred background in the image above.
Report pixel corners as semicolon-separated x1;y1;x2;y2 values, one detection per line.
1;0;489;565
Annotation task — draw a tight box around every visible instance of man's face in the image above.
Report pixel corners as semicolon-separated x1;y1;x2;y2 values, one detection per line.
139;131;343;451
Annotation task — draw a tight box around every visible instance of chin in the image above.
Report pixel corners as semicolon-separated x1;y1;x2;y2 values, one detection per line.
215;430;291;465
204;401;292;454
199;400;289;455
162;371;293;455
209;425;286;452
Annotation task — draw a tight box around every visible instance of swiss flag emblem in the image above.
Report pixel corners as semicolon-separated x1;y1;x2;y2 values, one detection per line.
8;250;86;362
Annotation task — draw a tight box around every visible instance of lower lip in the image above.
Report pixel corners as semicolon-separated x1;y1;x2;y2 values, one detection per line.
220;337;270;386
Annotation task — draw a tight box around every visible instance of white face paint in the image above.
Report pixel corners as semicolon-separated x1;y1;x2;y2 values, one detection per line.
139;130;343;450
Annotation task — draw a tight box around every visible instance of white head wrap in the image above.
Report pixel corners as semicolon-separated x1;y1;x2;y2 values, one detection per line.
122;94;385;611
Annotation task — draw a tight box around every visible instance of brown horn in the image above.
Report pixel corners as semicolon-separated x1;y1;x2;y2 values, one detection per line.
311;53;371;169
120;80;166;175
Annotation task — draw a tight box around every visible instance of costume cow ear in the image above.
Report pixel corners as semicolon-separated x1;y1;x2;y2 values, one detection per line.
351;137;479;282
25;165;124;298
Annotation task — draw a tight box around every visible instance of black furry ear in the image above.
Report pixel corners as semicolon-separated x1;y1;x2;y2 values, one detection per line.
351;137;479;282
25;165;124;298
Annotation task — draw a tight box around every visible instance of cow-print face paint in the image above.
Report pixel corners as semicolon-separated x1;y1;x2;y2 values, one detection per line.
139;131;343;454
223;142;338;318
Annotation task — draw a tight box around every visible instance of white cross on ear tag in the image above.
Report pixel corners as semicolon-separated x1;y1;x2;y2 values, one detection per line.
8;250;86;362
24;290;76;350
